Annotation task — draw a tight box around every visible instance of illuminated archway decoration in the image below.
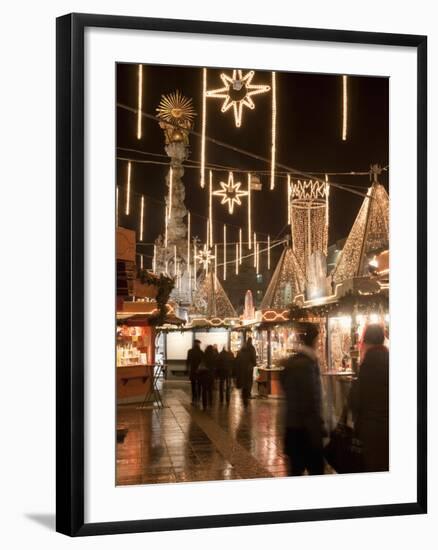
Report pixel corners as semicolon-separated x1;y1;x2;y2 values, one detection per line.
206;69;270;128
213;172;248;214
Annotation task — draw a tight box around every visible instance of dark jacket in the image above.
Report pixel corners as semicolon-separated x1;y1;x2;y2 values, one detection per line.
203;347;218;378
186;346;204;381
280;349;324;438
353;345;389;471
217;350;234;378
235;346;256;390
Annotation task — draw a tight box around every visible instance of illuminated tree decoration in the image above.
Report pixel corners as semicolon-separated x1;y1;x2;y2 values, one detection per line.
213;172;248;214
196;244;216;271
206;70;270;128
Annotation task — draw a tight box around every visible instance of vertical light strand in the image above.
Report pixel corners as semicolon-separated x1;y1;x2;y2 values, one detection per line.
209;170;213;246
287;174;292;224
125;161;132;215
235;243;239;275
140;254;143;270
200;68;207;188
116;186;119;226
247;173;252;249
205;219;209;248
239;228;243;264
136;64;143;140
187;212;191;292
342;75;348;141
325;174;330;230
153;245;156;273
270;71;277;190
268;235;271;269
174;245;177;277
164;205;168;248
168;167;173;220
256;242;260;274
139;195;145;241
193;242;197;289
223;225;227;281
253;233;257;267
165;259;169;274
214;244;218;290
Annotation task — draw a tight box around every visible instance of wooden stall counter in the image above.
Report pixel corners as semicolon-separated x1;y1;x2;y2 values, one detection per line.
257;366;284;398
117;364;154;404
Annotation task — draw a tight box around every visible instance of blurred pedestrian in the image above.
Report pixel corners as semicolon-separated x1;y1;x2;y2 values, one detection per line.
352;324;389;472
186;339;203;404
199;345;217;409
236;339;257;407
217;346;234;404
280;323;325;476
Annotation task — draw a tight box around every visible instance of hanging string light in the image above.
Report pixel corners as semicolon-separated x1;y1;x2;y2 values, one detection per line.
342;75;348;141
116;186;119;226
253;232;257;267
235;243;239;275
214;244;218;290
270;71;277;190
209;170;213;246
137;64;143;140
256;242;260;274
193;242;197;289
168;167;173;220
200;68;207;188
187;212;191;292
223;224;227;281
325;174;330;233
239;228;243;264
164;205;168;248
139;195;145;241
247;173;252;249
174;245;177;277
267;235;271;269
140;254;143;270
287;174;291;224
125;161;132;215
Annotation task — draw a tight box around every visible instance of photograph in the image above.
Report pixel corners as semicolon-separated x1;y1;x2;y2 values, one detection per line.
115;63;389;486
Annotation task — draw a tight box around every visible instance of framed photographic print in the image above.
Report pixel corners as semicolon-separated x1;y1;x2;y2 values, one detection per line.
56;13;427;536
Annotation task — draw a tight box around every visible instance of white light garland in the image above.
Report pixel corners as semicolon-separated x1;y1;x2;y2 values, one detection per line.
137;64;143;140
253;232;257;267
187;212;191;292
223;224;227;281
140;254;143;269
213;171;248;215
174;245;177;277
206;69;270;128
168;167;173;220
235;243;239;275
193;242;197;289
164;205;168;248
342;75;348;141
209;170;213;246
139;195;145;241
287;174;291;224
125;161;132;216
214;244;218;290
200;68;207;188
239;228;242;264
248;173;252;250
270;71;277;190
268;235;271;269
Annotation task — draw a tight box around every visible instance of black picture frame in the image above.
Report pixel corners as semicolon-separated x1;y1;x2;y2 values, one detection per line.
56;12;427;537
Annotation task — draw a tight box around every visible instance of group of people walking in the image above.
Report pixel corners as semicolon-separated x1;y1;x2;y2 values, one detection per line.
186;338;257;409
280;322;389;476
186;323;389;477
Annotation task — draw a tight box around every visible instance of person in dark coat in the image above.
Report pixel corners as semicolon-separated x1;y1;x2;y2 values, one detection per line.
217;347;235;404
280;323;325;476
199;345;217;409
186;339;203;404
236;338;257;407
352;324;389;472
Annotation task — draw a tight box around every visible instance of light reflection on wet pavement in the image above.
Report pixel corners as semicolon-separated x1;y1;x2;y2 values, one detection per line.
116;380;290;485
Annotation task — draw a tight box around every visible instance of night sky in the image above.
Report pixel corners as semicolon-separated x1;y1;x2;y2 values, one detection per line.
116;64;389;266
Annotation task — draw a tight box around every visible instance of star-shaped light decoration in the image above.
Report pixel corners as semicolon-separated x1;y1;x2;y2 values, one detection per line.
206;70;270;128
213;172;248;214
196;244;215;271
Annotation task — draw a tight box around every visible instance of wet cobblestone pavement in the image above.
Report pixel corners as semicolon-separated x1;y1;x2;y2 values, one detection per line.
116;380;291;485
